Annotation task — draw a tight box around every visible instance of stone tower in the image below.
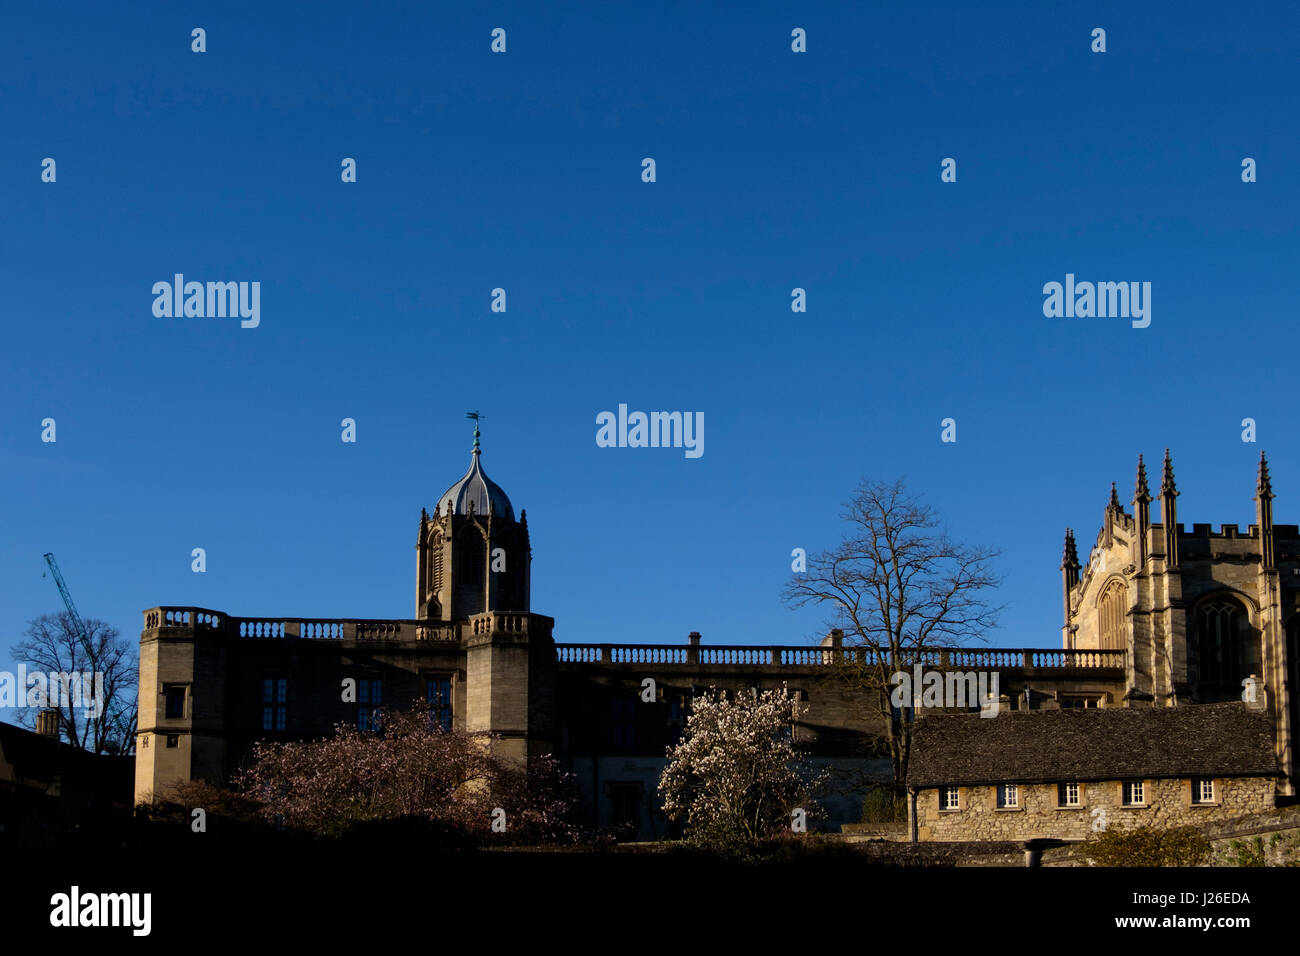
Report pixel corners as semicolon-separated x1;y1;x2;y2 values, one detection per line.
1060;450;1297;795
415;423;549;764
415;424;531;621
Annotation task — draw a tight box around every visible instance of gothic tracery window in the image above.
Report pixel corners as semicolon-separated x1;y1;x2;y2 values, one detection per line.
1195;599;1246;690
1098;579;1127;650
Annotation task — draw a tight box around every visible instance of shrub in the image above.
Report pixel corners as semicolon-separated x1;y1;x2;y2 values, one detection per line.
860;787;907;824
1084;825;1210;867
232;702;580;845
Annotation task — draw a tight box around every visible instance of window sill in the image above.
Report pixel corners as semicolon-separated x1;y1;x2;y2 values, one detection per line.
1055;805;1085;811
1120;804;1150;810
994;806;1023;812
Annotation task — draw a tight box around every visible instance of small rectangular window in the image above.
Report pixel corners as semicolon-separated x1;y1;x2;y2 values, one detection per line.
165;734;179;748
940;787;960;810
262;677;287;732
667;696;686;747
426;677;452;732
611;697;636;750
1058;782;1080;807
997;784;1019;808
357;678;383;731
1192;778;1215;804
1123;781;1145;806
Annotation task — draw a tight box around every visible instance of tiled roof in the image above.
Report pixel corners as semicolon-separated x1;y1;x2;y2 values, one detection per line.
905;703;1278;788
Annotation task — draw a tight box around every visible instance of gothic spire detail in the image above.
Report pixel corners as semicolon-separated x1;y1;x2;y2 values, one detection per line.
1109;482;1120;511
1258;450;1274;500
1134;454;1151;503
1061;528;1080;570
1161;448;1178;497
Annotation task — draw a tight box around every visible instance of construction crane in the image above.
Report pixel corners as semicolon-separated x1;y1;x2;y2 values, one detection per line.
42;552;97;663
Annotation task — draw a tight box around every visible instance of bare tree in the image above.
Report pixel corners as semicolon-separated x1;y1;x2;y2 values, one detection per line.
782;478;1002;794
10;613;138;755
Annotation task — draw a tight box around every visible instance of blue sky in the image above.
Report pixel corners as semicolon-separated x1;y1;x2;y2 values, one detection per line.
2;1;1297;697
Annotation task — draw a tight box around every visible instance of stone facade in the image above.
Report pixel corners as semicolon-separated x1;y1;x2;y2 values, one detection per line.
915;777;1276;843
133;444;1299;840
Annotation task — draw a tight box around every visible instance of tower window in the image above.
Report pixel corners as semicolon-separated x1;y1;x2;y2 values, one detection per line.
456;530;485;589
1195;600;1246;689
164;684;188;720
431;533;444;594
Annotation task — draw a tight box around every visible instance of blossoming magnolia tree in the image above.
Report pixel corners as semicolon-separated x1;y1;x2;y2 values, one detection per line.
658;686;825;847
233;703;580;844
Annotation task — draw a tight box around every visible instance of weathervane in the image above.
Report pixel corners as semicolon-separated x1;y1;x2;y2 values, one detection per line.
466;411;485;451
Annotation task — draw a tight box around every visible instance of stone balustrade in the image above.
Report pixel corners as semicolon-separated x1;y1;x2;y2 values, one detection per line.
143;607;461;643
469;612;529;636
143;608;1126;673
554;641;1126;672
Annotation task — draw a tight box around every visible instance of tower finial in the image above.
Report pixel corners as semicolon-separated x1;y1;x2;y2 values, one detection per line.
1109;482;1120;510
1134;454;1151;502
466;410;485;454
1258;450;1274;500
1161;448;1177;497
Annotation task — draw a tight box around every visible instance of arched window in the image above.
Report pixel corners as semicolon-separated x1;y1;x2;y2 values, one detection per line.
456;528;485;590
1098;580;1128;650
431;533;443;594
1195;599;1246;690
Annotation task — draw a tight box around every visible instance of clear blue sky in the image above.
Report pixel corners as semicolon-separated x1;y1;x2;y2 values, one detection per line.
2;1;1297;697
